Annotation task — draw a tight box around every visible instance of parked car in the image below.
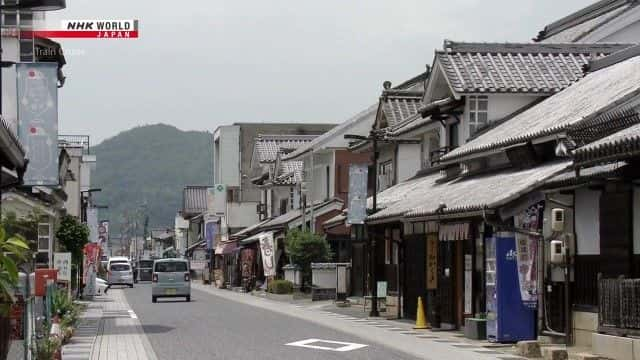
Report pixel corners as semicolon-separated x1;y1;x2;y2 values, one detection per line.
108;262;134;288
107;256;130;270
152;259;190;303
136;259;154;282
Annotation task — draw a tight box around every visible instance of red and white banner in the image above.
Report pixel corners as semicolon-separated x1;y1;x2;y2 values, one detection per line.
29;19;139;39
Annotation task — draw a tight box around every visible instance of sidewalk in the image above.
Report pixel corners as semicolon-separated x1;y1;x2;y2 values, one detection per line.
62;289;158;360
192;283;523;360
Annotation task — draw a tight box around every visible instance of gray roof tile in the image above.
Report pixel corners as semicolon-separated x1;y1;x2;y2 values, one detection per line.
436;41;630;94
536;0;635;43
368;161;570;222
440;53;640;163
182;186;209;215
255;134;317;163
381;94;424;128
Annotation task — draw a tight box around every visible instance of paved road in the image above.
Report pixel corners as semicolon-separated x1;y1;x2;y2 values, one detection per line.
124;283;416;360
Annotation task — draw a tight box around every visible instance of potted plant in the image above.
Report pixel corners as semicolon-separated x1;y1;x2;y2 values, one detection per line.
0;228;29;360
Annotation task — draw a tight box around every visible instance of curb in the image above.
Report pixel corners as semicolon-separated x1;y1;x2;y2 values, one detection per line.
61;302;103;360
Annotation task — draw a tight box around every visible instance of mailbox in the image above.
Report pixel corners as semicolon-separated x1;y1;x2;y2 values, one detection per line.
34;269;58;296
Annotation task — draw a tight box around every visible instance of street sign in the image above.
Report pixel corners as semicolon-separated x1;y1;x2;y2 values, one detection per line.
53;252;71;281
347;164;368;224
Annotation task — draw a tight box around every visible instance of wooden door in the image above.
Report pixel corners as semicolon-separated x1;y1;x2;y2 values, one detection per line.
351;243;366;296
600;190;632;277
438;241;458;329
403;235;426;320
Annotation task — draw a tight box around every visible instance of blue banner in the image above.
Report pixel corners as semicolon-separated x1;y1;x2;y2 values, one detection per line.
17;63;59;186
205;220;218;250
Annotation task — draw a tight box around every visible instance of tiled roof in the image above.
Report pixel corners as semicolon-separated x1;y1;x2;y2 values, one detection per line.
323;213;346;228
254;134;318;163
535;0;636;43
183;186;210;215
440;52;640;163
545;161;628;186
368;161;570;222
574;122;640;165
261;198;343;229
389;97;463;137
275;161;304;185
435;41;630;94
380;92;424;128
229;219;272;240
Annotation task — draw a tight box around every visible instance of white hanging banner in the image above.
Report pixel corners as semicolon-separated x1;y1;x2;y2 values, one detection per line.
259;232;276;277
513;201;543;308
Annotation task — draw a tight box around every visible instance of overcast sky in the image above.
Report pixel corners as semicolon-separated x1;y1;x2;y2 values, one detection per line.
47;0;591;144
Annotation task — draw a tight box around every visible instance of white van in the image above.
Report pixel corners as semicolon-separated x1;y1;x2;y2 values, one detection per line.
107;256;130;270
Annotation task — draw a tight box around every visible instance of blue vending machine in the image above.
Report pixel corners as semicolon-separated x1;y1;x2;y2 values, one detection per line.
486;233;536;342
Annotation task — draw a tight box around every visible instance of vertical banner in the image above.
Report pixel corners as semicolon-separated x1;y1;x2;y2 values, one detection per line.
259;232;276;277
98;220;109;256
87;207;99;243
426;234;438;290
17;63;59;185
514;202;544;308
204;218;218;250
53;252;72;282
83;243;100;297
347;164;368;225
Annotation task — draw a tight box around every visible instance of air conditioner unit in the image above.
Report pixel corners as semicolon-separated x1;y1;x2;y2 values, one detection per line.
551;208;565;232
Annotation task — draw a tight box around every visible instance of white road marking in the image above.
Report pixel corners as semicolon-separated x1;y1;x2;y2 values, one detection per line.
285;338;368;352
128;310;138;319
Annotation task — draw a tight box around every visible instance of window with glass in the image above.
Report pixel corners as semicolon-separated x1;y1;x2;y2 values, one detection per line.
37;223;50;251
468;95;488;136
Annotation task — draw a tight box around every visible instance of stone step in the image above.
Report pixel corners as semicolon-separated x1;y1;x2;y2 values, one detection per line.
542;347;568;360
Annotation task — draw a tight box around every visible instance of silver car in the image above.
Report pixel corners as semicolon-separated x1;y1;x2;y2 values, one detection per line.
152;259;191;303
108;263;134;288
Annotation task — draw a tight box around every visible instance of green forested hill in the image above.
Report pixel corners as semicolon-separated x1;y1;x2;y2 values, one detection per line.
92;124;213;237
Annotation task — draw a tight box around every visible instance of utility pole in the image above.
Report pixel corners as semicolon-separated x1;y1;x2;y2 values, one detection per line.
345;130;419;318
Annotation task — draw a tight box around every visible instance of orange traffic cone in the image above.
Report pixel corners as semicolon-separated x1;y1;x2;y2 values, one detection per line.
414;296;430;329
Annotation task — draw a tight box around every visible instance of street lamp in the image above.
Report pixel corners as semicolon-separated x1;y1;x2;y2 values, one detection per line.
345;130;420;318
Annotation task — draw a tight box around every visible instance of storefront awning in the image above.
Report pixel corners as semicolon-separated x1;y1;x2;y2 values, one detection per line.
240;231;273;246
215;242;238;255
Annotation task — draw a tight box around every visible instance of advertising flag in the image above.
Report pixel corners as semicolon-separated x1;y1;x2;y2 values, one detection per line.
17;63;59;185
347;164;368;224
205;218;218;250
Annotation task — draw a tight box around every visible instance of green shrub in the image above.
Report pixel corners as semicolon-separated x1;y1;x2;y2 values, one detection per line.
51;289;74;318
268;280;293;294
35;335;61;360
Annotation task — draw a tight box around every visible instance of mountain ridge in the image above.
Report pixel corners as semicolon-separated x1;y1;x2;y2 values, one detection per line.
92;123;213;238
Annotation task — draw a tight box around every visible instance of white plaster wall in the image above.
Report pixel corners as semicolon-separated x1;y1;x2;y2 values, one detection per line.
215;126;240;187
462;94;539;142
396;143;421;182
227;202;259;228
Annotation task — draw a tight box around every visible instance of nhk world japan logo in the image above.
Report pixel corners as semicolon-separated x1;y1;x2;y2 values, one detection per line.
31;19;139;39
